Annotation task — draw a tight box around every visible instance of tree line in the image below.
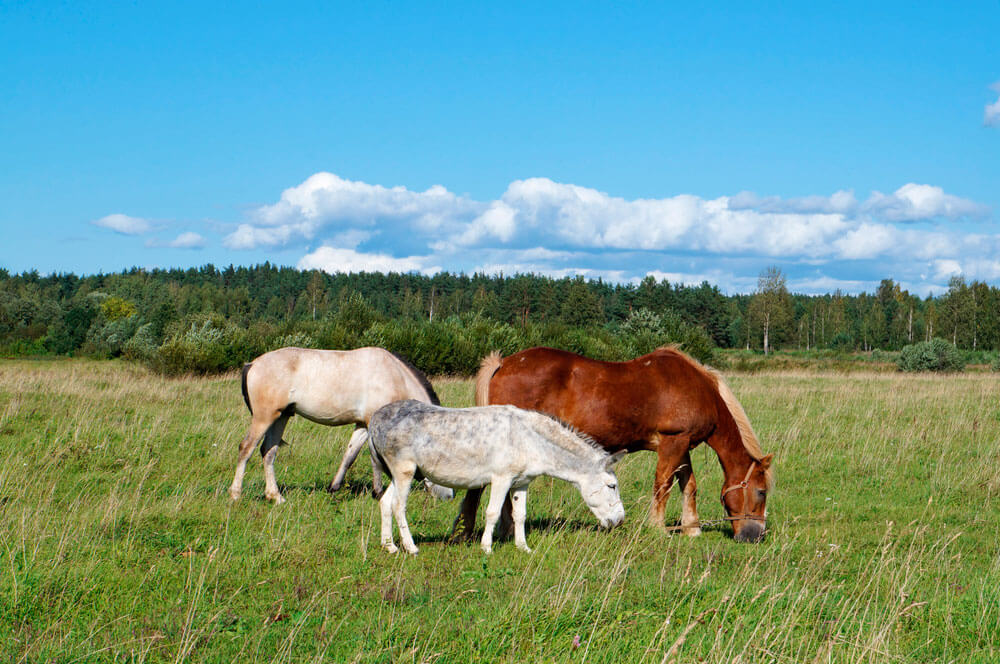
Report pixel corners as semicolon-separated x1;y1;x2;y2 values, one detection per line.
1;263;997;374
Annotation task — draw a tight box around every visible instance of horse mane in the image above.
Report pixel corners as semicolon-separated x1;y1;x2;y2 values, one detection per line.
653;346;774;491
386;350;441;406
530;410;608;461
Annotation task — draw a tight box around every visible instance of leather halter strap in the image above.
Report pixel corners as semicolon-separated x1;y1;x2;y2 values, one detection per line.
720;461;766;522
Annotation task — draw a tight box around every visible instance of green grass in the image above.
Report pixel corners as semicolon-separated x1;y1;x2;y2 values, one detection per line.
1;359;998;662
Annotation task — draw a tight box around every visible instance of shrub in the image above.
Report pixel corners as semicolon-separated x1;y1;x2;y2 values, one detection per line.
85;316;140;358
991;355;1000;372
156;320;229;375
123;323;158;363
271;332;317;350
828;332;854;352
616;308;716;365
897;338;965;373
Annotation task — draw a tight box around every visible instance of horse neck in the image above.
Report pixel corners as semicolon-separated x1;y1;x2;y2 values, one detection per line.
526;429;598;487
707;420;756;488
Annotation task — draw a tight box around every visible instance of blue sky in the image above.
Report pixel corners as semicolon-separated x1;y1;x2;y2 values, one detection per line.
2;2;998;294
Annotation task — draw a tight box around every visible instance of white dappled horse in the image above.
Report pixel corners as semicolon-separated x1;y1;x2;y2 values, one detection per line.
369;399;625;555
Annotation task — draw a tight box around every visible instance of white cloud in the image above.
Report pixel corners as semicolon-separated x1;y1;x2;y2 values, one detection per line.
199;171;1000;295
93;213;154;235
226;172;483;249
728;189;858;215
863;183;989;221
296;246;439;275
985;81;1000;127
146;232;206;249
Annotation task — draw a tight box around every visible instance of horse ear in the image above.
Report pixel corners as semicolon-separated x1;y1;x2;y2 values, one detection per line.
759;454;773;469
607;451;626;469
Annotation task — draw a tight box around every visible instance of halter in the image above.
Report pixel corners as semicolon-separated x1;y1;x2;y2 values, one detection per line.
719;461;766;523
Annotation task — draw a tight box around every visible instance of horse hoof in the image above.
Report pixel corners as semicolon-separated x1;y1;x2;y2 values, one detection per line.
268;494;286;505
481;545;493;555
328;480;342;492
229;489;241;501
517;544;533;554
383;543;399;554
404;546;419;556
684;527;702;537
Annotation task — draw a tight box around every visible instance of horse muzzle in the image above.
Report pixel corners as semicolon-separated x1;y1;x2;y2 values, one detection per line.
733;519;765;543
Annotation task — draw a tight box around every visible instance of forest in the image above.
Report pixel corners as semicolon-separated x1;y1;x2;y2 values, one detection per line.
1;263;998;374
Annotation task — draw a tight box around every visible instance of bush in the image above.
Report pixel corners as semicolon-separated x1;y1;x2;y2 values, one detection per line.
85;316;140;358
615;308;716;365
156;320;229;375
271;332;317;350
123;323;158;363
991;355;1000;372
897;338;965;373
828;332;854;352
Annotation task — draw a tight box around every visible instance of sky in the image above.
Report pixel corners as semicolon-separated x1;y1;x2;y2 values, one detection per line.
1;2;998;295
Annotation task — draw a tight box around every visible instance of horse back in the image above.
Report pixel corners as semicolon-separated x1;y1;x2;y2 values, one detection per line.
247;347;433;424
488;347;722;450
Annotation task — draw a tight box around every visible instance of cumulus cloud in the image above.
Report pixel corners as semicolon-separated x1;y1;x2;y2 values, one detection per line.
728;190;858;215
93;213;154;235
985;81;1000;127
213;171;998;294
863;183;990;221
297;246;439;275
225;172;483;249
145;232;206;249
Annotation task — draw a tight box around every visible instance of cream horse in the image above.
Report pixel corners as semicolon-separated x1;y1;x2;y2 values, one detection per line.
229;346;453;504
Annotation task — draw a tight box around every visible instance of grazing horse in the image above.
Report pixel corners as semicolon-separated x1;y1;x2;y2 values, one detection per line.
228;346;453;504
460;346;774;543
369;400;626;555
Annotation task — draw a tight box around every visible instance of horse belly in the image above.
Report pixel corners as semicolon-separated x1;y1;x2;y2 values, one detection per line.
411;436;513;490
292;396;362;426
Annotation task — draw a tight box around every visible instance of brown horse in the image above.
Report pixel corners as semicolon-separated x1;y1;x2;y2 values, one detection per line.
458;346;774;542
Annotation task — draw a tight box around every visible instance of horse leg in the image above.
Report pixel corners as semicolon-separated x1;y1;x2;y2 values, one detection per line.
329;426;368;491
370;448;385;499
676;451;701;536
510;486;531;553
229;416;273;501
498;493;515;540
262;413;291;504
452;488;483;541
649;437;690;528
390;465;419;555
481;477;514;554
379;482;398;553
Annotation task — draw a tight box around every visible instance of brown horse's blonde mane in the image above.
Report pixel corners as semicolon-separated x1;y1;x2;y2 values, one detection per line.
653;346;774;491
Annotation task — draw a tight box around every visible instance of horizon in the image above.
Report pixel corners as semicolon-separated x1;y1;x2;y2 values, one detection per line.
2;3;998;297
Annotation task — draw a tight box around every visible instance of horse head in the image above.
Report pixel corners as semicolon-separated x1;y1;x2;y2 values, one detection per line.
722;454;773;543
579;452;626;529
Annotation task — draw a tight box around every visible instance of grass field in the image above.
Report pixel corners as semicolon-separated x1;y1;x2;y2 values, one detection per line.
1;359;998;663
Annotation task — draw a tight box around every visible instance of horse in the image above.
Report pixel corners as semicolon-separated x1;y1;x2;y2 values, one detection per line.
368;399;626;555
228;346;453;504
459;346;774;543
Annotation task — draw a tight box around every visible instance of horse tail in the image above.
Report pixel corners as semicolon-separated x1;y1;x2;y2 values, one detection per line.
240;362;254;414
475;351;502;406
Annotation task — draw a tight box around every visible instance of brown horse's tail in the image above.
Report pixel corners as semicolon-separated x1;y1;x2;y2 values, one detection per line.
475;351;503;406
240;362;253;414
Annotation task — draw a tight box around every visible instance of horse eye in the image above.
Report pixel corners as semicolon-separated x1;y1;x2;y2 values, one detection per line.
607;483;617;490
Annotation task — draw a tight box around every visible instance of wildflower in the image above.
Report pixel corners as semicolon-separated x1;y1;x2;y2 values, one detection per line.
572;635;581;649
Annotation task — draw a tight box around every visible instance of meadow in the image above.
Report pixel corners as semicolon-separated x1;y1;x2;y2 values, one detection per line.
1;359;998;663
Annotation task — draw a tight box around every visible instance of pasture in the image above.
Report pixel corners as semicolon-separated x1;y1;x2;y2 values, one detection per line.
1;359;998;663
